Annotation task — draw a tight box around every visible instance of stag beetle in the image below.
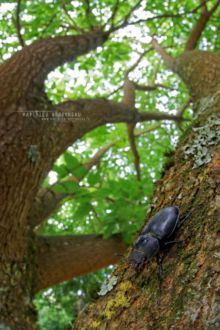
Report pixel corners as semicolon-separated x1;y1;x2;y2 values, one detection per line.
129;206;189;281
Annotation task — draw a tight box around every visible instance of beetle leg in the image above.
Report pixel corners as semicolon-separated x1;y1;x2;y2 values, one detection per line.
164;239;184;245
156;254;164;291
177;211;192;228
157;255;164;278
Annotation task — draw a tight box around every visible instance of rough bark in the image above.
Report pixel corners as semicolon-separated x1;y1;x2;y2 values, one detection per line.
0;107;48;328
0;257;38;329
74;51;220;330
34;234;126;292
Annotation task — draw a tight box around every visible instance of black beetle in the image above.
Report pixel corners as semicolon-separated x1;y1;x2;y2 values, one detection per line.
129;206;189;280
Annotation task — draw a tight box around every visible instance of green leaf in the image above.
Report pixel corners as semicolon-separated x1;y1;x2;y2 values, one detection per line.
52;181;79;193
74;165;88;178
87;172;101;185
74;203;92;218
53;164;68;179
64;152;81;171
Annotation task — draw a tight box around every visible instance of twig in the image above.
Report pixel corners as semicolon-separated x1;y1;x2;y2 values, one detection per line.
133;82;175;92
105;0;120;29
176;97;192;131
105;0;210;34
190;0;209;14
61;1;85;33
177;97;191;118
40;13;57;35
104;84;123;98
135;123;161;137
109;0;142;32
84;0;97;28
15;0;25;47
123;76;141;181
151;38;175;71
110;12;182;33
125;48;153;76
138;111;187;122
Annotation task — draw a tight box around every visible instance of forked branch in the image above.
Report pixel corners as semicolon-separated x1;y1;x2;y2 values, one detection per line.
51;98;182;160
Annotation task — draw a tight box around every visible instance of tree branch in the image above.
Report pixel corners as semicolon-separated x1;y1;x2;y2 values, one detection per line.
123;76;141;181
61;1;85;33
133;82;175;92
29;93;182;229
34;234;127;292
29;113;176;230
15;0;25;47
28;142;114;228
126;2;210;30
138;111;182;122
104;49;153;98
126;48;152;76
122;49;174;179
135;123;161;137
109;0;142;32
84;142;115;171
1;29;108;99
177;97;191;118
50;98;182;161
185;0;220;51
105;0;120;29
110;12;183;33
151;38;175;70
28;188;69;229
175;97;192;131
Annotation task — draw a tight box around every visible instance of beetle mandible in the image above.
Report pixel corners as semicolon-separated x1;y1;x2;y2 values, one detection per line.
129;206;189;278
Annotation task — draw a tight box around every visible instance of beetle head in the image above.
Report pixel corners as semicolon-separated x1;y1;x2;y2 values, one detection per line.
129;234;159;268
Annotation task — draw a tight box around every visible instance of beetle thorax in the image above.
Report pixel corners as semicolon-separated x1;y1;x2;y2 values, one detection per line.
129;234;160;267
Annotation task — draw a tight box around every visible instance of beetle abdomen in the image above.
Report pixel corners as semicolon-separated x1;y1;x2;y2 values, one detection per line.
143;206;179;240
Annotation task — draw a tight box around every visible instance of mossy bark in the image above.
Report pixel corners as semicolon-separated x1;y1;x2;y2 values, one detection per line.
74;51;220;330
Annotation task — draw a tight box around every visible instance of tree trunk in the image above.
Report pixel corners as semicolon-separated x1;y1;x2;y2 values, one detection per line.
74;51;220;329
0;104;51;329
0;29;111;329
